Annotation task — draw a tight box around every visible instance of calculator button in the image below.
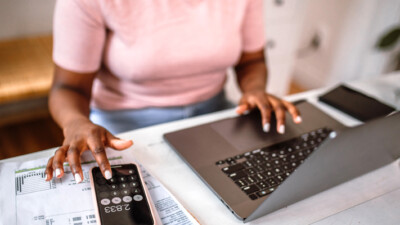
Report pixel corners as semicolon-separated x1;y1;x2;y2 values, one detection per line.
109;178;117;183
128;170;135;174
128;175;137;181
100;198;111;206
118;176;127;182
112;197;121;204
111;191;119;196
132;188;141;194
133;195;143;201
123;196;132;203
120;183;128;189
110;184;118;190
130;182;139;188
121;189;130;195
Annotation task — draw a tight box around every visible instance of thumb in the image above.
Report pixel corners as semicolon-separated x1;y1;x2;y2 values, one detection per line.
106;133;134;150
236;99;250;115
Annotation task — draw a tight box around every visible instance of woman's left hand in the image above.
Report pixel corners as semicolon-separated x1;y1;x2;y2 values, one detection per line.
235;90;302;134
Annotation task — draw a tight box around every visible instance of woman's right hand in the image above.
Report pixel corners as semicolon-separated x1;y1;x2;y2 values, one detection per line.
44;118;133;183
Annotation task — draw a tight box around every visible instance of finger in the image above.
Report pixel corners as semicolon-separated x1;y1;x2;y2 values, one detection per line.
281;100;302;123
269;98;286;134
67;146;84;183
106;132;133;150
87;134;112;180
236;98;251;115
45;157;54;181
253;97;272;132
52;145;68;178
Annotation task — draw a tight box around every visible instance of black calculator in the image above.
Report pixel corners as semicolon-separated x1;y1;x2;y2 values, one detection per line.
90;164;160;225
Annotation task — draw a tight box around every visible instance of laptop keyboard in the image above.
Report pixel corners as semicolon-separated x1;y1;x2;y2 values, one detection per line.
216;128;333;200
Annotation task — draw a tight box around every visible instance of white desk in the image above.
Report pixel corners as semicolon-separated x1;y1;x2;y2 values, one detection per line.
2;72;400;224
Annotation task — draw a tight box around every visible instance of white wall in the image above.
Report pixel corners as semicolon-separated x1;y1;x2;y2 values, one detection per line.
293;0;400;89
0;0;55;40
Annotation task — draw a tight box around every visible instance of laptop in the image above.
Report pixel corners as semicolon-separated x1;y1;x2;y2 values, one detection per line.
163;101;400;222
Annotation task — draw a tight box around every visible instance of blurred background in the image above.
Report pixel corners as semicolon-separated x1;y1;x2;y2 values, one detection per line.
0;0;399;160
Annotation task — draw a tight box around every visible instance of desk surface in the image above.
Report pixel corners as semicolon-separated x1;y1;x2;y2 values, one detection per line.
2;72;400;224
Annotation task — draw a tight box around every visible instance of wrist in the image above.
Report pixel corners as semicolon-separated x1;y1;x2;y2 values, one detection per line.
62;116;92;135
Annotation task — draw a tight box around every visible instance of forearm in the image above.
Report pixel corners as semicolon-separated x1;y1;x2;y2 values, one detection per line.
235;49;268;93
236;60;267;93
49;86;92;132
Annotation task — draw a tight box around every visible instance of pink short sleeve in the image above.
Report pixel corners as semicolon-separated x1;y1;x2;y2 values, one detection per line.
241;0;266;52
53;0;105;73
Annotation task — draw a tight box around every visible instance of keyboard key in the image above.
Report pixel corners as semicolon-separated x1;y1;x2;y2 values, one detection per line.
256;188;274;197
243;176;255;185
242;185;259;195
267;178;278;186
249;194;258;200
276;175;285;182
256;181;268;189
222;164;244;174
244;168;257;176
253;158;264;164
229;171;246;181
243;161;254;168
235;179;247;187
263;170;273;177
216;160;225;165
256;173;266;181
247;176;257;184
226;158;236;164
252;175;261;182
234;154;243;160
263;162;273;169
254;165;264;172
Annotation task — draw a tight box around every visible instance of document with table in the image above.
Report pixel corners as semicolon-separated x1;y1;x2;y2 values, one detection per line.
0;151;200;225
1;73;400;224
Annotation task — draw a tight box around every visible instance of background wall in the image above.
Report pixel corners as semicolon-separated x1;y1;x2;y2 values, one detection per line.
0;0;55;40
293;0;400;89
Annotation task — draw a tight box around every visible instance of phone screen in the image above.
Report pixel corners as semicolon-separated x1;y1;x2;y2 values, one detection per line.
91;164;154;225
319;85;395;122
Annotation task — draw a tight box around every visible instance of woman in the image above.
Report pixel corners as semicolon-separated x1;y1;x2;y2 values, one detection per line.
45;0;301;183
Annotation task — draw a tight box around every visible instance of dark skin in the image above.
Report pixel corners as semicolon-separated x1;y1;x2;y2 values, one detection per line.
45;49;301;183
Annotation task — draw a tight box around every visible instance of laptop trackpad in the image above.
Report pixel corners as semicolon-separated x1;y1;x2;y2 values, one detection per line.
210;110;302;153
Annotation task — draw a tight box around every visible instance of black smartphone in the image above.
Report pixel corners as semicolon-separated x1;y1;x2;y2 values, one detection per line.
90;164;160;225
319;85;396;122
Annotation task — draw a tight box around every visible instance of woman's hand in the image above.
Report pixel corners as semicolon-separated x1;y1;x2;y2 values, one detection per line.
45;118;133;183
236;90;302;134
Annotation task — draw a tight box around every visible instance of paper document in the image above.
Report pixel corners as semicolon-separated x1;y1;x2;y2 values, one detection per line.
0;151;199;225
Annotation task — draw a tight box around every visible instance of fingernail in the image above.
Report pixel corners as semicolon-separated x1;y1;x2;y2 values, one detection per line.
243;110;250;115
75;174;82;183
278;125;285;134
45;174;48;180
295;116;302;123
263;123;270;132
55;168;61;177
105;170;112;180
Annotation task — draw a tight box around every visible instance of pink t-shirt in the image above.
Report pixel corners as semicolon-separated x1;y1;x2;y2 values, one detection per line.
53;0;265;110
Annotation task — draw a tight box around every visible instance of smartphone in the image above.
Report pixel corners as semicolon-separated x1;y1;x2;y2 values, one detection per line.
90;163;160;225
319;85;396;122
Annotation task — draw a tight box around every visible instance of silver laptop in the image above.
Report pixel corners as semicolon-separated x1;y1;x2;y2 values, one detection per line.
163;101;400;222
